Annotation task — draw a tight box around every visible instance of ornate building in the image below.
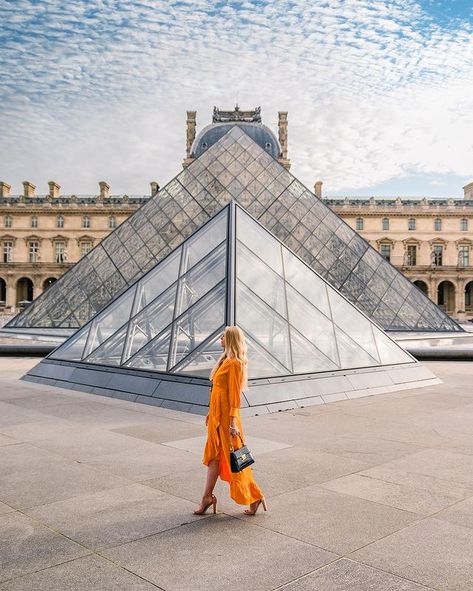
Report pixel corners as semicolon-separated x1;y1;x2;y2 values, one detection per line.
323;181;473;321
0;180;153;312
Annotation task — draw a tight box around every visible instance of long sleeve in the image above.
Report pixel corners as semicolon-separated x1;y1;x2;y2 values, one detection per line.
228;359;242;418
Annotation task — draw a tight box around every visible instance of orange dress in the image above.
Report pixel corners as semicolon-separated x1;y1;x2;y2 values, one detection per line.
203;357;264;505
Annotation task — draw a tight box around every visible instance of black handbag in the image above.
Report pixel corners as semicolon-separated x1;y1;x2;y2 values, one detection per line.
230;435;255;473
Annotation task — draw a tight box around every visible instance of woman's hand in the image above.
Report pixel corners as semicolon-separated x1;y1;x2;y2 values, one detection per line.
229;418;240;438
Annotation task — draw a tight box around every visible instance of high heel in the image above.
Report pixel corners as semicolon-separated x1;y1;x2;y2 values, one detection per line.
244;497;267;516
193;494;217;515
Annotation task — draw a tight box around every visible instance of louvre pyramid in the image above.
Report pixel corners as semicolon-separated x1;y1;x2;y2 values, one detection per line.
8;125;461;332
46;202;414;380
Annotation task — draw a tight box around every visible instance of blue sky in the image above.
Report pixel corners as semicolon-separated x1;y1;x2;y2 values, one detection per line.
0;0;471;198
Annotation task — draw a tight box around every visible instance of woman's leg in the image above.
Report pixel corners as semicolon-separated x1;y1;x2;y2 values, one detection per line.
194;458;220;512
203;458;219;498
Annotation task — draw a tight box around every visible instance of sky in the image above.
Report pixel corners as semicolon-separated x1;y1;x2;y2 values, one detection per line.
0;0;472;198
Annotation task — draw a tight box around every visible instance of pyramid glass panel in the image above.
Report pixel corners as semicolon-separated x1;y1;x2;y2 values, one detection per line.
124;328;171;372
85;325;128;366
9;124;461;334
245;334;290;378
173;328;225;377
133;250;180;315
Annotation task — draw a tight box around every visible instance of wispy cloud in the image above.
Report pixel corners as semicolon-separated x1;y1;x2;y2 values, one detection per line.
0;0;472;196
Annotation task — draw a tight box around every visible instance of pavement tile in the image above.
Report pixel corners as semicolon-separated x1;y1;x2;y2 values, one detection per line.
26;483;202;549
322;469;472;515
0;401;49;429
0;443;128;509
246;485;419;554
351;518;473;591
0;554;160;590
0;433;16;447
102;514;337;591
112;420;203;444
82;440;197;481
0;512;89;583
248;446;369;497
309;435;424;467
279;558;433;590
363;448;473;489
435;496;473;530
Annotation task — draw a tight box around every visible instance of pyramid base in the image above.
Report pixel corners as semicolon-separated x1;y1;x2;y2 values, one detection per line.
22;359;441;416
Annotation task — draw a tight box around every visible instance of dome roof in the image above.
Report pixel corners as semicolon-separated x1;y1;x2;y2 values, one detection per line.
192;122;281;159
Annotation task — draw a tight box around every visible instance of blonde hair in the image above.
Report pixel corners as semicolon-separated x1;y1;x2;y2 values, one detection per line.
210;326;248;389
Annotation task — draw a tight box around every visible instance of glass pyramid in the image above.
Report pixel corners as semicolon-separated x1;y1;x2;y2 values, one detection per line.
7;125;461;333
48;202;414;379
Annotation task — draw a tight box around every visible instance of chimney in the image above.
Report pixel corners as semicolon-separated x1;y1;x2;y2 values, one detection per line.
314;180;323;199
186;111;197;158
23;181;36;197
278;112;288;160
150;181;160;197
463;182;473;200
0;182;11;198
48;181;60;199
99;181;110;199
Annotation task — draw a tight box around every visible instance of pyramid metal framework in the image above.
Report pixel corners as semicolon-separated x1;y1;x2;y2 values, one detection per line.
8;125;461;333
26;203;439;413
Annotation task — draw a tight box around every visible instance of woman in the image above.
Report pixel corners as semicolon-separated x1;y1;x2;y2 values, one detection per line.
194;326;267;516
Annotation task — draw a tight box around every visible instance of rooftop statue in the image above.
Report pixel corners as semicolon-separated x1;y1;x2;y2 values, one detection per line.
212;105;262;123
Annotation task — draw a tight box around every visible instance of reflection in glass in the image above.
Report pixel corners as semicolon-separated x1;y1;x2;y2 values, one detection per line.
84;287;136;357
236;242;286;317
123;284;177;362
173;328;225;377
236;281;291;370
176;243;226;316
282;249;330;318
169;283;226;370
180;208;227;274
237;208;283;274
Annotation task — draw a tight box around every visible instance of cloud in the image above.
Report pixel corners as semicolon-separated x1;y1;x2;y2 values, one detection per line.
0;0;472;196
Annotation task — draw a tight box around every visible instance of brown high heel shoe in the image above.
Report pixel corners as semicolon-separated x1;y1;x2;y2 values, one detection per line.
244;497;267;516
193;494;217;515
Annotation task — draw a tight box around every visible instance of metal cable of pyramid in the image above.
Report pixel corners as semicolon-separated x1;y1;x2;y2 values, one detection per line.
24;202;440;414
6;123;462;333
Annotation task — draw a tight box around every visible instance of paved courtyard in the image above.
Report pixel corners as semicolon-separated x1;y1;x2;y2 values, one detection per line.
1;358;473;590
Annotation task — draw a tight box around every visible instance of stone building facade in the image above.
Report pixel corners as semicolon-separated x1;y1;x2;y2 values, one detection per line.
0;180;153;312
323;181;473;321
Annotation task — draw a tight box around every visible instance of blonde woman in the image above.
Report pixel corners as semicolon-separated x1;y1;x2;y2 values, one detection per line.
194;326;267;516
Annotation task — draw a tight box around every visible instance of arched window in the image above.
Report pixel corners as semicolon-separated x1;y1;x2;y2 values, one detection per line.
461;218;468;231
109;215;117;229
382;217;389;231
31;215;38;228
356;217;364;231
408;218;416;231
4;215;12;229
434;218;442;231
56;215;64;229
82;215;91;229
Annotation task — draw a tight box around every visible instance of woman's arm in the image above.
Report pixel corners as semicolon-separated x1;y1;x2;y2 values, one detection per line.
228;359;241;419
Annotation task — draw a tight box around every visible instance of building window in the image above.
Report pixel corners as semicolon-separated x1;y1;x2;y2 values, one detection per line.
4;215;12;229
28;241;40;263
406;244;417;266
432;244;443;266
109;215;117;229
458;245;470;267
461;218;468;231
82;215;91;229
31;215;38;228
80;241;92;257
408;218;416;231
434;218;442;231
56;215;64;229
380;243;391;262
382;217;389;231
3;241;13;263
356;217;364;231
55;241;66;263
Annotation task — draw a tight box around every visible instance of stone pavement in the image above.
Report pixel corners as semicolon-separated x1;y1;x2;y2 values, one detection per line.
1;358;473;590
